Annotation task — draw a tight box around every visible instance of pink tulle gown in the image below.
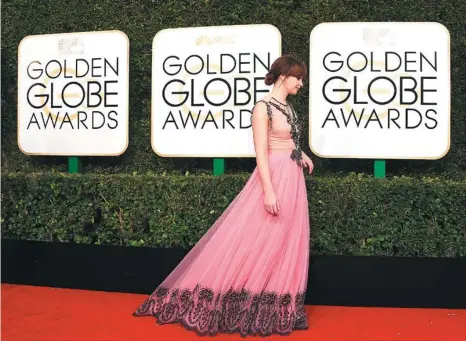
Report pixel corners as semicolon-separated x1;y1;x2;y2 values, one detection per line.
133;98;310;337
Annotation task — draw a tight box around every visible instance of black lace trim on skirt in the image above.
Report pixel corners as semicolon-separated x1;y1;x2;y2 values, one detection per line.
133;284;308;337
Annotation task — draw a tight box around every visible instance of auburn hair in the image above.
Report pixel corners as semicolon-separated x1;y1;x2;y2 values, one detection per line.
264;54;307;86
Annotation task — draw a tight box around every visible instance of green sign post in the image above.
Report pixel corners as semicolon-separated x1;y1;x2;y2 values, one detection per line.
68;156;82;174
374;160;386;178
213;158;225;176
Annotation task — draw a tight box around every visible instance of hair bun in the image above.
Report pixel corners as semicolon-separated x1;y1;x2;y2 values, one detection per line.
264;72;276;86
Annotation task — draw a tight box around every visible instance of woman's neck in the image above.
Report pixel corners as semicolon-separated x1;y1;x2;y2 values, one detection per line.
270;86;288;104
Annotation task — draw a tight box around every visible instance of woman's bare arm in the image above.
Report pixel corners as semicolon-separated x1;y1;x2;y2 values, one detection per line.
252;102;280;215
252;102;274;194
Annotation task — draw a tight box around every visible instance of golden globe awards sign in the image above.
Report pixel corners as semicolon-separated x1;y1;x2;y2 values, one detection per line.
18;30;129;156
151;24;281;157
309;22;450;159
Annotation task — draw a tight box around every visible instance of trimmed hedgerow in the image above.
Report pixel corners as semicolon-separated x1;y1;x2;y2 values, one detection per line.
2;172;465;257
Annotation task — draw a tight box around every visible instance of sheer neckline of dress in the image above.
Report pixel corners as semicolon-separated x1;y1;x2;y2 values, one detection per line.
270;97;289;107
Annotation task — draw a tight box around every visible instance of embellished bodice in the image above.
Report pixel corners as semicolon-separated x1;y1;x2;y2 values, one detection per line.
254;98;303;165
268;105;296;151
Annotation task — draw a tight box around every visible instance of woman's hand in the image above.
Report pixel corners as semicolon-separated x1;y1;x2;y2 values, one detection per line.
264;190;280;216
301;152;314;175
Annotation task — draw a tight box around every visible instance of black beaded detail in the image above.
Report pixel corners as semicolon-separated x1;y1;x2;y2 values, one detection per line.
133;284;308;337
269;98;303;165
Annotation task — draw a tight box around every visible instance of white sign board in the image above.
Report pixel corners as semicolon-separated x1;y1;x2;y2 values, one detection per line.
151;24;281;157
309;22;450;159
18;30;129;156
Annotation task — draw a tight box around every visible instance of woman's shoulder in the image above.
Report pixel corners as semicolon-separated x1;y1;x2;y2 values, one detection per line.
252;97;273;119
253;96;269;108
253;95;272;109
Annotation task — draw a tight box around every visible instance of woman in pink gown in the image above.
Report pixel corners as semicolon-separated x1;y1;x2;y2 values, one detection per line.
133;55;314;337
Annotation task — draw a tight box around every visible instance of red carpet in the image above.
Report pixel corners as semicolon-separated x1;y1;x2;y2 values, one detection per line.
2;284;465;341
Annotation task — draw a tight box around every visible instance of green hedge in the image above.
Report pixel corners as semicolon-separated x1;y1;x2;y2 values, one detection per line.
1;0;466;177
2;172;465;257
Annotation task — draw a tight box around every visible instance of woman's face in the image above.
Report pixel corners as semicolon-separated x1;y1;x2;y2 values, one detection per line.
281;75;304;95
